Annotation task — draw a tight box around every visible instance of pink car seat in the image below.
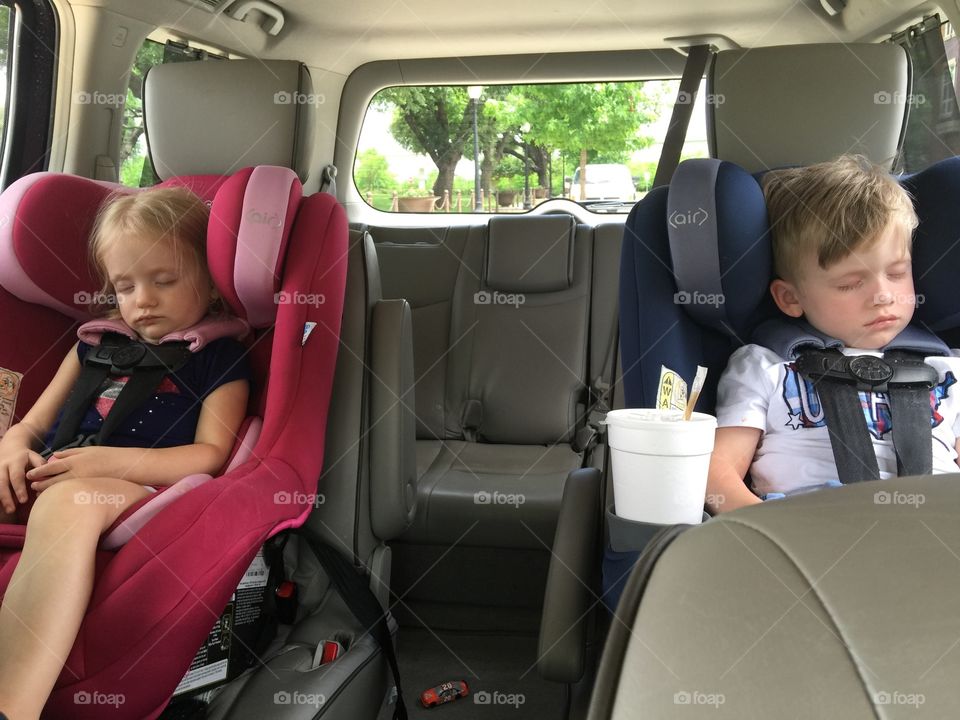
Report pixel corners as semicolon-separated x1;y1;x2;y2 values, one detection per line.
0;163;347;719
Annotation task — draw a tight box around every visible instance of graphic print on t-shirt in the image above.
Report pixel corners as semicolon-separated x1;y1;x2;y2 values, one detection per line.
781;364;956;439
94;376;181;419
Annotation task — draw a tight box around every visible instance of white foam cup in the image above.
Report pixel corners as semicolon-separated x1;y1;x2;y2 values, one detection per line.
604;408;717;525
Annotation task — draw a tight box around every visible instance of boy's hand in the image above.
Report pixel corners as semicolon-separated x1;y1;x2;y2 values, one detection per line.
26;446;128;492
0;447;46;512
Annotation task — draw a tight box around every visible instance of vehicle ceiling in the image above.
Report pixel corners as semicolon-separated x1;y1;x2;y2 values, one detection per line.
80;0;944;74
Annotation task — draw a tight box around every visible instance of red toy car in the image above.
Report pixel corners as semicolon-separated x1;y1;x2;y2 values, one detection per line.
420;680;470;708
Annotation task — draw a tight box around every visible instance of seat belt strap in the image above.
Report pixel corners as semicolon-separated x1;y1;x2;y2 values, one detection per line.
47;363;112;453
652;44;713;188
576;323;619;458
815;378;880;483
888;385;934;476
295;526;408;720
47;335;193;453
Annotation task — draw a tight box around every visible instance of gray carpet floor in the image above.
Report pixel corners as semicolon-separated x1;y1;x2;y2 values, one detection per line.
378;627;568;719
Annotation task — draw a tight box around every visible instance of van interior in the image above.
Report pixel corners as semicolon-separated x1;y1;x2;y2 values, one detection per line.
0;1;959;718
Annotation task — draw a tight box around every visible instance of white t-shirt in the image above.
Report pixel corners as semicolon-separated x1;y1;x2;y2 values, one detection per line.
717;344;960;496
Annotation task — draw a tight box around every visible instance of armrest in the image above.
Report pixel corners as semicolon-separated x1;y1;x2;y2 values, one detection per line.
369;298;417;540
538;467;602;683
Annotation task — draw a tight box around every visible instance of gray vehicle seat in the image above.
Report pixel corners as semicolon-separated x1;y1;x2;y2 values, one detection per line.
708;42;909;170
588;476;960;719
375;216;621;550
371;216;620;635
142;59;416;720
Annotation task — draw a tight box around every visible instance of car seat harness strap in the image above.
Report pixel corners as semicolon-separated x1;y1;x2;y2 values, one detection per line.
755;318;945;484
46;333;192;456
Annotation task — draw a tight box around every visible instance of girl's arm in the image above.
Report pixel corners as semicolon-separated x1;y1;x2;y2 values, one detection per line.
706;426;764;514
0;345;82;511
28;378;250;489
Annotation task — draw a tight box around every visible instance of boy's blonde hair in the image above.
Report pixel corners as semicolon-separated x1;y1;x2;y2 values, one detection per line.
762;154;918;283
88;186;215;317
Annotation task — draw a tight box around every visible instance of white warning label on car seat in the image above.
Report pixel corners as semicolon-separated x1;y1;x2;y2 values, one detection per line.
0;368;23;438
173;548;271;697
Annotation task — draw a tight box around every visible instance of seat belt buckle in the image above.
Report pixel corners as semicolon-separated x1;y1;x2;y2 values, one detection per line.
318;639;343;665
274;579;298;625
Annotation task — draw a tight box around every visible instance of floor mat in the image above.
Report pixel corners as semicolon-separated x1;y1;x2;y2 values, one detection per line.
381;627;568;719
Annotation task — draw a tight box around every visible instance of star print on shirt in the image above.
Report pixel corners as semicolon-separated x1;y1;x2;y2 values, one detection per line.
94;376;180;419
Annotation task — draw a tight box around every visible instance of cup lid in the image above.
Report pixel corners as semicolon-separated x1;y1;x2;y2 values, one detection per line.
602;408;717;431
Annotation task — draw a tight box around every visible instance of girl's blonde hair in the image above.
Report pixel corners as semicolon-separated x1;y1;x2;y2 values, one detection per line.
88;186;218;317
762;154;918;283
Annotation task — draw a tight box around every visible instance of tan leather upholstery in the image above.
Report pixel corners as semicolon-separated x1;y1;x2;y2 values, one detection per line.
708;43;909;171
590;476;960;719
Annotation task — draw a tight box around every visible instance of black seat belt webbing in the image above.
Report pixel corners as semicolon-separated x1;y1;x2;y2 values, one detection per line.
296;526;408;720
816;378;880;483
48;364;111;452
888;385;933;476
652;44;712;188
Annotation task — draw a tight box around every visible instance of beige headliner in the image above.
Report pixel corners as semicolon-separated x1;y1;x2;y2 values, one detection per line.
74;0;945;75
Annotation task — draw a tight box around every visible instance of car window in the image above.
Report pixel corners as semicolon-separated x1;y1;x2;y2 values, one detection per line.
893;14;960;172
0;5;10;145
355;79;708;214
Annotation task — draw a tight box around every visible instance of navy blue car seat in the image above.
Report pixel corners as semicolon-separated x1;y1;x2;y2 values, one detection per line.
610;156;960;604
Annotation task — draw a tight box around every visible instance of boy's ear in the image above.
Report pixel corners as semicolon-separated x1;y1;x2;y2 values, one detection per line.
770;278;804;318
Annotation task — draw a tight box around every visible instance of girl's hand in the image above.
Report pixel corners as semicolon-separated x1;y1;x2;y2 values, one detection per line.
0;447;46;512
26;447;125;493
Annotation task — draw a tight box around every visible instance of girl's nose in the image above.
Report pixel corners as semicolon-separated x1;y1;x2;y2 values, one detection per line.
135;288;156;307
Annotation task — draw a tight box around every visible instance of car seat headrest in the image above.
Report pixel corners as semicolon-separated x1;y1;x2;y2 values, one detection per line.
667;159;772;338
144;59;315;182
486;215;575;293
708;43;909;171
0;174;109;320
668;156;960;339
0;166;300;329
208;165;302;328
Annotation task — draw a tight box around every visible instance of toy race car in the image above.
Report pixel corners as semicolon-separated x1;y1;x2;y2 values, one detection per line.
420;680;470;708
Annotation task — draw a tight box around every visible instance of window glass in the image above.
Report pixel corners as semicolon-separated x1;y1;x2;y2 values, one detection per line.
355;79;708;213
893;15;960;172
0;5;10;145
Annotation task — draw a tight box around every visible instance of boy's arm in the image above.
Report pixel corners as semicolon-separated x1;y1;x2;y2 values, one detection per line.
707;426;764;514
28;378;250;489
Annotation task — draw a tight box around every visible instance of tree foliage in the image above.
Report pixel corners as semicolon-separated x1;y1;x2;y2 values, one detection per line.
375;81;661;201
354;148;396;192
